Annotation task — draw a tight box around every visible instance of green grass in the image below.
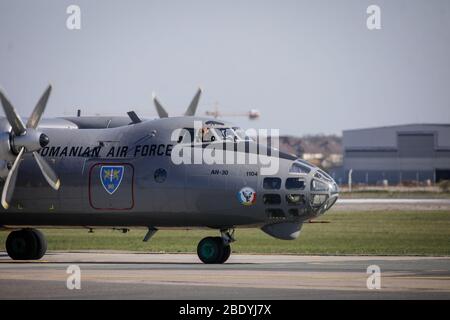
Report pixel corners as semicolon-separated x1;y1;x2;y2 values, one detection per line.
1;211;449;256
340;191;450;199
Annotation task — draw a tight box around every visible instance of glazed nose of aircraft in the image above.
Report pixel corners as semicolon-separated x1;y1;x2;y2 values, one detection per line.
323;177;339;212
330;178;339;196
290;159;339;213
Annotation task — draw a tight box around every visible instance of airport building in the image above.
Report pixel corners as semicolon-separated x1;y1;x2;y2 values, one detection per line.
337;124;450;185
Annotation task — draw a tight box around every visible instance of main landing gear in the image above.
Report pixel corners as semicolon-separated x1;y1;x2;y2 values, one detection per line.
5;228;47;260
197;229;235;264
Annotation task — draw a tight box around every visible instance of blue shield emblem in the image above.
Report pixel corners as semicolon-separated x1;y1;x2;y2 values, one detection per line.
100;166;124;195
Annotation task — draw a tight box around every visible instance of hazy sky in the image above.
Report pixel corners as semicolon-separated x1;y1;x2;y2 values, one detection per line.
0;0;449;135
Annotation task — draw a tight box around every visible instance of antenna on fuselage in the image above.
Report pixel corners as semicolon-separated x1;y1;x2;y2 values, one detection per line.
127;111;142;124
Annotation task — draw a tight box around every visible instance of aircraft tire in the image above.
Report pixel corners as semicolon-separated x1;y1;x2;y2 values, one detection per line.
216;239;231;264
197;236;224;264
6;229;39;260
30;229;47;260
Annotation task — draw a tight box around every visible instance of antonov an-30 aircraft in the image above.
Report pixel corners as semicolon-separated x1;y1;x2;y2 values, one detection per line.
0;86;339;264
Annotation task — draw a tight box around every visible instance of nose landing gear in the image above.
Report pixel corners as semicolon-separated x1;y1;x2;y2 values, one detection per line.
6;228;47;260
197;229;235;264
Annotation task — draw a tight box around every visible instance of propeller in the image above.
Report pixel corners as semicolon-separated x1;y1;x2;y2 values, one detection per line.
152;88;202;118
0;85;60;209
184;88;202;116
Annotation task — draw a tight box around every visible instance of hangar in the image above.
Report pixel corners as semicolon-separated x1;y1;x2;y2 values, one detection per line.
341;124;450;185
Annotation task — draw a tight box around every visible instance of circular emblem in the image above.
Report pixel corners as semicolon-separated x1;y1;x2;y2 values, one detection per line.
154;168;167;183
237;187;256;206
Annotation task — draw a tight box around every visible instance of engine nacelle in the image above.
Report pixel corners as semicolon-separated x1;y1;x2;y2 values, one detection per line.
12;129;49;153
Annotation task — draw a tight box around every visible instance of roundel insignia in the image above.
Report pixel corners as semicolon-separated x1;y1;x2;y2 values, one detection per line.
237;187;256;206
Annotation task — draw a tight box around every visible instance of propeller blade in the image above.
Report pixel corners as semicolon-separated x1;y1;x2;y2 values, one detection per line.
184;88;202;116
26;85;52;129
0;88;26;136
33;152;60;190
1;147;24;209
152;93;169;118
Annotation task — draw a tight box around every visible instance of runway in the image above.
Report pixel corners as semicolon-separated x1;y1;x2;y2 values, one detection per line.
0;252;449;299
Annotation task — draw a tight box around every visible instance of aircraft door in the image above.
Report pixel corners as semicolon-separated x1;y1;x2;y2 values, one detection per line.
88;162;134;210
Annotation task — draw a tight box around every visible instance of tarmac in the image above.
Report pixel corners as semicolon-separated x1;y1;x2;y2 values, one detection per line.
0;252;449;299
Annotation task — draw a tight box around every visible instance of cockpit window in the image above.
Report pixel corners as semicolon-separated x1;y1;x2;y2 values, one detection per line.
177;128;196;143
311;179;329;192
263;177;282;190
178;125;253;144
189;127;219;143
178;126;239;144
214;128;237;142
233;127;253;141
289;162;311;174
286;194;305;205
263;194;282;205
205;120;225;126
314;170;332;182
311;194;328;207
286;178;306;190
297;159;314;167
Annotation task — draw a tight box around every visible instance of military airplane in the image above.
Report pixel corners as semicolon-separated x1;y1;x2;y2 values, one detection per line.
0;85;339;264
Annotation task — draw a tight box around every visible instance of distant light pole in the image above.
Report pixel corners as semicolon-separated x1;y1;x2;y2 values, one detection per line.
348;169;353;192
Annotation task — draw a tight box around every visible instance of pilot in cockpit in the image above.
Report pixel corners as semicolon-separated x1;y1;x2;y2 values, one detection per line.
199;127;215;143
